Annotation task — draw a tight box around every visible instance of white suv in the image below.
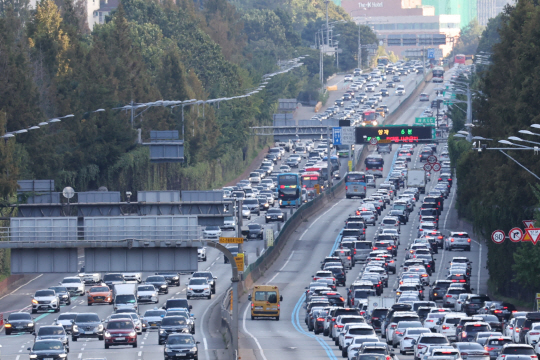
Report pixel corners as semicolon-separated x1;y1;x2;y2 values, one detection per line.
445;231;472;251
59;277;85;295
32;289;60;313
414;333;450;360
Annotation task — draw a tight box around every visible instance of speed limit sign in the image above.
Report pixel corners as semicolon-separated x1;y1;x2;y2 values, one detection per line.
432;163;441;172
491;230;505;244
423;163;433;172
369;138;378;145
427;155;437;164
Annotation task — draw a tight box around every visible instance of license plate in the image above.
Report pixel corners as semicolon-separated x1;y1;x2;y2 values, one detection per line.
115;337;125;341
254;306;263;310
175;354;187;357
44;358;54;360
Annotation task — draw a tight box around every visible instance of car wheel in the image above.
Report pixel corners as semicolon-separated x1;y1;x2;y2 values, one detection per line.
5;330;10;335
31;309;37;314
72;336;77;342
67;300;71;305
207;294;211;300
105;344;109;349
159;340;164;345
133;342;137;348
342;349;348;358
99;335;104;340
251;315;255;320
88;302;93;306
187;296;191;300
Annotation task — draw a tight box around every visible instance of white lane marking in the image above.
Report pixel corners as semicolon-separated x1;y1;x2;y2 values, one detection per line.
78;353;82;359
16;356;20;360
266;251;295;284
72;306;77;309
0;274;43;300
203;338;208;351
138;351;142;356
242;304;268;360
437;183;457;280
200;293;225;355
299;200;344;240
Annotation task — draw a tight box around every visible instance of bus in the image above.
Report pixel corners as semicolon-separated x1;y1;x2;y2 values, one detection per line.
365;154;384;178
432;67;444;83
305;162;329;181
301;171;326;200
323;155;340;173
362;110;379;126
345;172;367;199
276;173;301;207
377;56;389;67
454;54;466;65
248;285;282;320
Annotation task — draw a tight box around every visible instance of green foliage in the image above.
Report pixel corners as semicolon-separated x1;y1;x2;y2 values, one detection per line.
454;18;484;55
477;13;505;54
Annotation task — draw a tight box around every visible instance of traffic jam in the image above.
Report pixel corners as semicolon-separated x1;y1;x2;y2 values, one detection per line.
299;141;537;360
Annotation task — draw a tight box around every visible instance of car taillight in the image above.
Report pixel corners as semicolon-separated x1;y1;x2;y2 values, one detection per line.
524;327;530;330
446;295;452;297
395;331;403;335
467;239;471;242
404;337;413;341
345;336;353;339
391;324;397;329
372;317;379;320
451;239;455;242
251;303;254;308
317;318;324;321
485;347;495;351
442;325;449;330
346;186;348;190
462;332;467;337
426;320;433;322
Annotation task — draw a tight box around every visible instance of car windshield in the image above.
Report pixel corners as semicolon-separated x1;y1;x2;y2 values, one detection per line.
189;279;207;285
33;340;64;351
248;225;261;230
268;210;281;215
422;337;448;344
116;295;136;303
90;287;109;292
35;290;55;297
144;310;166;317
9;313;32;321
107;321;133;330
75;314;100;322
167;335;195;345
62;278;80;283
146;276;165;282
205;226;219;230
162;317;187;326
138;286;155;292
104;274;123;281
57;314;77;321
39;327;65;336
49;287;67;293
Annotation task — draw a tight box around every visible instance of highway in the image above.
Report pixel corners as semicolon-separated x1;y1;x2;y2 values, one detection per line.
238;70;489;360
0;70;458;360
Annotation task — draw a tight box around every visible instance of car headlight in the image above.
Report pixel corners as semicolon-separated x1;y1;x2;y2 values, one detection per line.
32;299;38;304
188;288;193;291
161;285;167;288
28;323;34;326
98;324;103;330
190;347;198;352
165;347;172;352
59;354;67;358
173;276;178;280
266;216;270;218
51;299;57;304
129;331;136;337
72;325;79;331
159;329;165;334
29;355;38;359
104;331;111;338
278;215;283;218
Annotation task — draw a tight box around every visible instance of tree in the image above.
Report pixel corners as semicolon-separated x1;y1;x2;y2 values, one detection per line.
454;19;484;55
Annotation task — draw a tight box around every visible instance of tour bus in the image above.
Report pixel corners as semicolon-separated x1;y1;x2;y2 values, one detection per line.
301;171;326;200
248;285;282;320
345;172;367;199
432;67;444;83
362;110;379;126
365;154;384;178
454;54;466;64
305;162;329;181
276;173;301;207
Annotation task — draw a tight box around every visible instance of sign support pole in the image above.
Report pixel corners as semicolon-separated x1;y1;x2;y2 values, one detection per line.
327;126;332;184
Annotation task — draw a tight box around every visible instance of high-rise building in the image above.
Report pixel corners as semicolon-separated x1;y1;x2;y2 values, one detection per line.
422;0;477;29
477;0;496;25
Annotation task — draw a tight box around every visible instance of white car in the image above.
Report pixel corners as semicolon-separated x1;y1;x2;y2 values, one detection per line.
345;74;353;82
203;225;222;239
436;313;467;341
198;247;207;262
186;277;211;300
32;289;60;313
78;273;102;285
242;206;251;219
59;277;85;295
395;86;406;95
414;334;450;360
399;327;431;354
123;273;142;283
136;284;159;304
525;323;540;345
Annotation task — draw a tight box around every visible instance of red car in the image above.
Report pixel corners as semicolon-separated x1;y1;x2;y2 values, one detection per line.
104;319;137;349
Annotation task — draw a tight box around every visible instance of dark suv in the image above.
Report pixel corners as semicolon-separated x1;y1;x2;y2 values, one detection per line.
327;266;346;286
463;294;491;315
155;272;180;287
519;312;540;343
71;313;104;341
158;316;191;345
5;312;35;335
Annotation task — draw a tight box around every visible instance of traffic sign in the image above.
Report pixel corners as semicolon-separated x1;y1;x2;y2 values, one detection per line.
427;155;437;164
378;139;391;143
415;117;436;125
369;138;378;145
423;163;432;172
333;127;342;145
427;48;435;59
524;220;535;228
509;228;524;243
525;228;540;245
219;237;244;244
432;163;441;172
491;230;505;244
341;127;355;145
348;160;353;172
266;228;274;247
234;253;245;272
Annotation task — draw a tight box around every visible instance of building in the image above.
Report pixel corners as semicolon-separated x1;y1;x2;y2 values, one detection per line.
92;0;120;29
422;0;477;29
341;0;460;58
477;0;496;25
87;0;101;30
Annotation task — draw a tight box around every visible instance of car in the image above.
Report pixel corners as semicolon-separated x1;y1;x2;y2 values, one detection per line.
154;272;181;287
266;208;285;223
242;205;251;219
463;295;491;316
400;327;431;354
141;308;167;331
420;93;429;101
31;289;60;313
198;247;207;262
186;277;212;300
87;284;114;306
414;333;450;360
345;74;354;82
484;336;513;359
5;312;35;335
446;232;472;251
459;322;492;342
158;316;192;345
496;344;536;360
335;99;344;107
104;319;137;348
246;223;264;240
202;225;222;239
137;284;159;304
145;275;169;294
53;313;78;334
35;325;70;351
71;313;104;341
164;333;199;360
27;340;68;359
79;272;102;285
59;277;85;295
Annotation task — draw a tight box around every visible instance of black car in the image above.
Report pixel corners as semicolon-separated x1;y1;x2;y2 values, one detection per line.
265;208;285;223
321;291;345;307
247;224;263;240
158;316;191;345
163;333;200;360
28;340;68;359
327;266;346;286
475;314;503;332
71;313;104;341
155;273;180;287
335;99;344;107
381;88;389;96
392;75;400;82
463;294;491;316
191;271;217;294
146;275;169;294
48;286;72;305
35;325;70;351
5;312;35;335
163;298;192;311
429;280;452;301
256;197;270;211
369;307;389;331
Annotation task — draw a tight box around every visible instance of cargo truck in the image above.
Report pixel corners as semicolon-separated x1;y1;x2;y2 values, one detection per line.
407;168;427;194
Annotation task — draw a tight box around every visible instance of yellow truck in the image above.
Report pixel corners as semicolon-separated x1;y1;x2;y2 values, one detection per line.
248;285;283;320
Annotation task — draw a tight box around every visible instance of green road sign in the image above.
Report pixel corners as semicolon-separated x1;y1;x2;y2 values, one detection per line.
415;117;436;125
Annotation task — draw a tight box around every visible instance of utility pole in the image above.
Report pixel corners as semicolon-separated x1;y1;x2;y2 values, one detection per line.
325;0;330;48
465;82;472;142
327;126;332;187
358;25;361;69
422;46;426;82
130;99;134;128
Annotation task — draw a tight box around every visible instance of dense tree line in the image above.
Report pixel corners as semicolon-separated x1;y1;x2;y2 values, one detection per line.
0;0;377;200
449;0;540;302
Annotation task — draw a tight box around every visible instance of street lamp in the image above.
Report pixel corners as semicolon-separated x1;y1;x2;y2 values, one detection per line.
508;136;540;146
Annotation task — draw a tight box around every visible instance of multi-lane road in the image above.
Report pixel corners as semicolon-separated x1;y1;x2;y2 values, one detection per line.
0;69;474;360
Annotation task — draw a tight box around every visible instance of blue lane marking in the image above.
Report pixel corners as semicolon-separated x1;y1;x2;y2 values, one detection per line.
290;228;345;360
385;148;400;182
31;295;79;322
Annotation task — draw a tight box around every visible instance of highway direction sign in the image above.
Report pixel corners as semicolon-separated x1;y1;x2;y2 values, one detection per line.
509;228;524;243
491;230;505;244
219;237;244;244
415;117;436;125
341;127;355;145
333;127;342;145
